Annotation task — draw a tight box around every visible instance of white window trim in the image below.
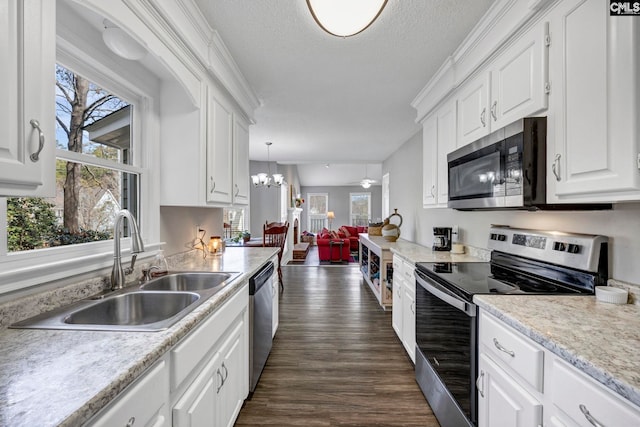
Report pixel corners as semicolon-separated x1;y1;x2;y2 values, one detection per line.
0;38;162;295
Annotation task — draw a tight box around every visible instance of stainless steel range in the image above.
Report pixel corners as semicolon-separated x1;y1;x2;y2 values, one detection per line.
414;225;608;427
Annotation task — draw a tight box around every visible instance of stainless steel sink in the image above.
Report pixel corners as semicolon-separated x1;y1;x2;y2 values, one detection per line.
64;291;199;326
141;272;237;292
10;271;241;332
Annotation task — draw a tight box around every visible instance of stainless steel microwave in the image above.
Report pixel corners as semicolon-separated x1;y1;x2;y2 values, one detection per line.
447;117;546;210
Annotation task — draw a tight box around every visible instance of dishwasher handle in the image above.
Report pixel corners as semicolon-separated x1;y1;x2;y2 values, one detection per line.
249;262;275;295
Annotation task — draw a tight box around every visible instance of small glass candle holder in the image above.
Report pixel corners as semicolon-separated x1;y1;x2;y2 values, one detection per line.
208;236;224;255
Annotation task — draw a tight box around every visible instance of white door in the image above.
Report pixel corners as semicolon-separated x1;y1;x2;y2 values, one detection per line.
216;321;246;427
422;114;437;207
401;281;416;363
232;117;250;205
436;100;457;206
457;73;490;146
381;172;390;219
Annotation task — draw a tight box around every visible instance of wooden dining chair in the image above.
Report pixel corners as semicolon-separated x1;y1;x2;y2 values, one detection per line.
263;222;289;292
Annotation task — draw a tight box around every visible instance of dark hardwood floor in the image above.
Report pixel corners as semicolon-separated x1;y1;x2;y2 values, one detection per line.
235;265;440;426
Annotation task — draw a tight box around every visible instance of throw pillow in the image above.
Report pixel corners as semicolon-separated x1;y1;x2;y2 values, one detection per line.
330;230;339;239
339;226;351;237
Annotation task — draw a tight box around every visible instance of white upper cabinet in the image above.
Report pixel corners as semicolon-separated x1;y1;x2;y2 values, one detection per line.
436;100;457;206
206;95;233;205
0;0;56;197
422;114;438;207
232;117;250;206
547;0;640;203
457;21;548;147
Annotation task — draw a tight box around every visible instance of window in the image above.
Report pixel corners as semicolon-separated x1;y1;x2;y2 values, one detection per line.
350;193;371;226
307;193;328;233
6;64;139;252
223;208;246;239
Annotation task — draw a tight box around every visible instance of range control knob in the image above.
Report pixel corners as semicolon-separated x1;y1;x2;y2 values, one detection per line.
553;242;566;251
490;233;498;240
567;244;580;254
497;234;507;242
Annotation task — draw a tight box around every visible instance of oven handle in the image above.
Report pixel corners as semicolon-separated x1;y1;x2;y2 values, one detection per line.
415;270;476;316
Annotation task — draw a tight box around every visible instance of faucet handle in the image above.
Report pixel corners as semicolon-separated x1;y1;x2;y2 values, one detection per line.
125;254;138;275
141;265;161;283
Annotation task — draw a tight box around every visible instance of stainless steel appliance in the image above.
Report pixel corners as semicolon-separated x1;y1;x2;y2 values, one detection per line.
414;226;608;426
447;117;611;211
432;227;452;251
249;262;274;393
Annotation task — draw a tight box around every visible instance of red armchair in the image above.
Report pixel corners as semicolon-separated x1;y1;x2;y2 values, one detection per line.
337;226;367;251
316;228;350;262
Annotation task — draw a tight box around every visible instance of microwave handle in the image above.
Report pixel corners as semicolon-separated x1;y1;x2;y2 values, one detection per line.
415;271;475;316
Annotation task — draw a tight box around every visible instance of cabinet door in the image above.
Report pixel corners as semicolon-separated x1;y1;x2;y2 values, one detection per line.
216;320;247;427
173;352;221;427
232;117;250;205
391;257;403;339
422;114;438;207
401;280;416;364
206;96;233;204
0;0;55;197
436;100;457;206
477;353;543;427
457;73;490;146
489;22;548;131
91;358;170;427
548;0;640;202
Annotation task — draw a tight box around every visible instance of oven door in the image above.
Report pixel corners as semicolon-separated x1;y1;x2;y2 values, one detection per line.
415;269;477;426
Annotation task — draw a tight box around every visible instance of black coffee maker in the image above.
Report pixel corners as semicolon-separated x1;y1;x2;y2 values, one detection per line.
433;227;452;251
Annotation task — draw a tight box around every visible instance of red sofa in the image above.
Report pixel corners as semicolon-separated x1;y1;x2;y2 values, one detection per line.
316;228;350;262
337;225;367;251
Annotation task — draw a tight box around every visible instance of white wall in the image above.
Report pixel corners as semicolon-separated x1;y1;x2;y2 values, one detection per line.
299;185;383;232
160;206;223;255
383;130;640;285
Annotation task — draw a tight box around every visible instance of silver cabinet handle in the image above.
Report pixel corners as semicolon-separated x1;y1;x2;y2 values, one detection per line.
209;177;216;193
216;368;224;393
29;119;45;162
493;337;515;357
476;370;485;398
480;107;486;127
552;154;561;181
125;416;136;427
222;361;229;382
234;184;239;197
580;404;606;427
432;357;440;367
410;301;414;314
430;185;435;197
491;101;497;121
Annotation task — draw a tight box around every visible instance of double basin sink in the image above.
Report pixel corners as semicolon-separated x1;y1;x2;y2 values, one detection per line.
11;272;241;332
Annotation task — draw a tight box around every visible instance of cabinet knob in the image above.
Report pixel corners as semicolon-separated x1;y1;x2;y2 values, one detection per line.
29;119;46;162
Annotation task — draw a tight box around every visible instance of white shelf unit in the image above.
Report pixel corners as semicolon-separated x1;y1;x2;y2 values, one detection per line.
359;234;393;310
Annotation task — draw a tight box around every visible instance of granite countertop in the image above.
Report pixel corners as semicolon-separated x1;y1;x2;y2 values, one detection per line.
475;295;640;408
0;247;278;427
359;234;489;264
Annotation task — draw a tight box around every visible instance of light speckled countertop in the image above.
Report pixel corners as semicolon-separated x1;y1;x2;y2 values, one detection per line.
365;235;490;264
475;295;640;408
0;247;278;427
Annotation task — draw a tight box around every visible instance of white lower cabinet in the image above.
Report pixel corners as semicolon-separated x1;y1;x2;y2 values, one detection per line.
87;357;170;427
391;255;416;364
478;309;640;427
270;255;279;338
477;353;542;427
172;351;220;426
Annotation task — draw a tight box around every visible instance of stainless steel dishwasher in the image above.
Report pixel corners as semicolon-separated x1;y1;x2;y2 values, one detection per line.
249;261;274;393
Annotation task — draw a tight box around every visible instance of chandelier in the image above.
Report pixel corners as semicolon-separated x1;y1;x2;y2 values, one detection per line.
360;164;376;189
306;0;388;38
251;142;284;188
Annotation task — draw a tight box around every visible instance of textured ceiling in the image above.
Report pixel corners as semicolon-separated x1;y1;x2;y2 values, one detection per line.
192;0;495;186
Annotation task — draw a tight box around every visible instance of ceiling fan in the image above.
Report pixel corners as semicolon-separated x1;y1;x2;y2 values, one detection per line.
358;164;376;189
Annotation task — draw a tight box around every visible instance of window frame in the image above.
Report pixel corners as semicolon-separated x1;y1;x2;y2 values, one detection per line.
306;192;328;232
0;41;161;295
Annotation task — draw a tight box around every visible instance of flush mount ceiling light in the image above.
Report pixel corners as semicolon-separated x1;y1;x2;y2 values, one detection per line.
306;0;388;38
251;142;284;188
102;19;148;60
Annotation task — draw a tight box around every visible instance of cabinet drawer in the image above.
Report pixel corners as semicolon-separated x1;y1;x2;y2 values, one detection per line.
549;356;640;427
479;311;543;392
171;283;248;391
392;255;404;277
401;259;415;283
89;357;169;427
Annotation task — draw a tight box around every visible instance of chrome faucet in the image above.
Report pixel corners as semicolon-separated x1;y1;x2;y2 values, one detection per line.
111;209;145;291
